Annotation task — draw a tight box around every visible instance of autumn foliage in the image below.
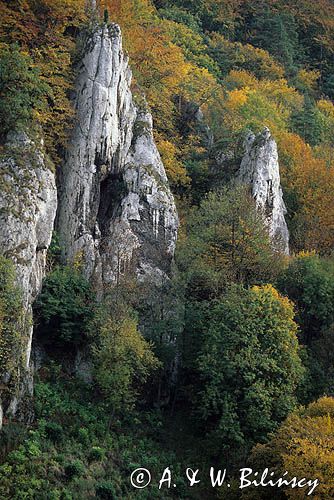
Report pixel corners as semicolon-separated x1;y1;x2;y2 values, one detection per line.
0;0;87;159
249;397;334;499
1;0;334;255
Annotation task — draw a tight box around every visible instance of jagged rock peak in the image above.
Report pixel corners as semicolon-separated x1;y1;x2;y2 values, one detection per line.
238;127;289;254
57;24;178;291
0;131;57;427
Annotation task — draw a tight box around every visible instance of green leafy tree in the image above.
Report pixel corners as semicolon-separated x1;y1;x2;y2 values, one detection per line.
277;253;334;343
245;9;301;76
134;272;185;406
291;96;324;146
0;44;49;139
197;284;304;462
301;323;334;404
207;33;285;81
34;266;95;346
161;0;241;36
278;253;334;403
162;18;220;76
178;185;284;301
158;5;202;33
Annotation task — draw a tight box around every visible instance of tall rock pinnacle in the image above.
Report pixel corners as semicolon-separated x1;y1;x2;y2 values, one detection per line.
57;24;178;290
238;128;289;254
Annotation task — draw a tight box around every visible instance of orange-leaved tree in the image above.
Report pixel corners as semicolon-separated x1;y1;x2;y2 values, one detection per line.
278;132;334;254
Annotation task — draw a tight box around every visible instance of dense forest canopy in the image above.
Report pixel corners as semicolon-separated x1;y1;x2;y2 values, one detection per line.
0;0;334;498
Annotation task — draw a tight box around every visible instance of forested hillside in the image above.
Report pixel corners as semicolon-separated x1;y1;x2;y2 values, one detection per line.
0;0;334;498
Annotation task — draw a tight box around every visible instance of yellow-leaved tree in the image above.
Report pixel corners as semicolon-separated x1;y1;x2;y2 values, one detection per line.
92;302;160;416
247;397;334;499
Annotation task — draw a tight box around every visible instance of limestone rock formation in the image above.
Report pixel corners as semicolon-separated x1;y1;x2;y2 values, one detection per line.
0;23;179;421
0;131;57;427
238;128;289;254
58;24;178;290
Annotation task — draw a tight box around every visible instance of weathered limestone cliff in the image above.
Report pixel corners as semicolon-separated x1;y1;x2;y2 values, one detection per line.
0;23;179;424
57;24;178;289
238;128;289;254
0;132;57;427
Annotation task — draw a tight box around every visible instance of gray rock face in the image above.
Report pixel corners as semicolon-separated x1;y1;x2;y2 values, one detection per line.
238;128;289;254
0;24;178;422
58;24;178;290
0;131;57;427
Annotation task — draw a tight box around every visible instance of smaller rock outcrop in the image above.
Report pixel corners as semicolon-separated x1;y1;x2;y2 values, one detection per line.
238;128;289;254
0;132;57;426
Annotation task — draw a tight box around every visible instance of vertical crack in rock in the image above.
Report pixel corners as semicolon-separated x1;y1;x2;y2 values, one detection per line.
0;131;57;427
57;24;178;292
238;127;289;254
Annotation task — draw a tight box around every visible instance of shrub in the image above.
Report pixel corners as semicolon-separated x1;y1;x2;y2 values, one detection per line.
44;422;64;444
95;480;118;499
0;423;27;461
64;460;85;480
77;428;89;446
89;446;105;462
